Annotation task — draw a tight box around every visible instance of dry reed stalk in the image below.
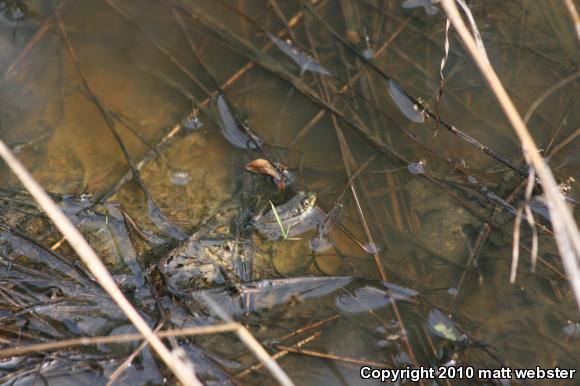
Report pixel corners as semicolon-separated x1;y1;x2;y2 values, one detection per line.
440;0;580;308
273;345;387;367
0;323;239;359
0;140;202;386
563;0;580;42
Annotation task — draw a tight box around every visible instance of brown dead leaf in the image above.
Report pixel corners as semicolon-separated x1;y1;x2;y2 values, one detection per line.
244;159;287;190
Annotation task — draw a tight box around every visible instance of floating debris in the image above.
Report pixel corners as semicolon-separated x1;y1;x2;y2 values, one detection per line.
401;0;440;16
387;80;425;123
529;196;551;221
216;95;263;149
382;282;419;299
336;284;417;313
3;1;27;22
363;242;382;254
467;175;478;184
407;161;425;175
169;170;191;186
360;25;374;59
486;191;517;215
427;309;467;342
563;321;580;338
268;32;332;76
182;111;203;130
190;277;354;315
244;158;292;190
146;199;187;240
189;276;417;316
447;287;459;296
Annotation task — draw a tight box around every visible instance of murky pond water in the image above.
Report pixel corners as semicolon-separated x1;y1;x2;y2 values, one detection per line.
0;0;578;385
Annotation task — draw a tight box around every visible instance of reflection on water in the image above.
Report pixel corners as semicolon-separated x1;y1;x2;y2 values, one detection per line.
0;0;578;384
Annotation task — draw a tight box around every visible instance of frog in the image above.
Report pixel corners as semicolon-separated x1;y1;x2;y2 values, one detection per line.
158;190;324;295
161;236;252;294
254;191;317;224
158;198;258;295
252;191;323;240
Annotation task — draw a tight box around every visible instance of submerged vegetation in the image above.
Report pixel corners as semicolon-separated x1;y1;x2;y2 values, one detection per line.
0;0;578;384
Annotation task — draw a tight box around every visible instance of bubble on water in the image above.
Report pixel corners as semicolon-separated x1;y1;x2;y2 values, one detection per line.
5;3;27;22
375;339;390;348
563;321;580;338
183;114;203;130
363;242;382;254
310;236;333;252
362;48;374;60
170;170;191;186
394;351;413;367
375;326;386;334
407;161;425;175
401;0;439;15
447;287;458;296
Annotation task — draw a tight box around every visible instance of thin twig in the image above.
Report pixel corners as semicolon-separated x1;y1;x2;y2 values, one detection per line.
274;345;387;367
